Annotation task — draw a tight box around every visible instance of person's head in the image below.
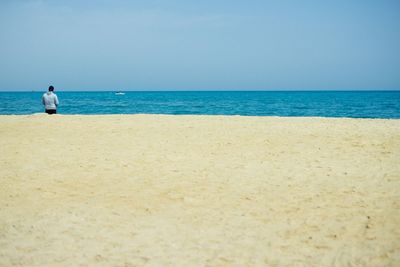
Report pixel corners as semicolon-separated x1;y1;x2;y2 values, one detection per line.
48;86;54;92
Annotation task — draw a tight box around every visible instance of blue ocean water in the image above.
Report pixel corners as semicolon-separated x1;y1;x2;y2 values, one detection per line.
0;91;399;118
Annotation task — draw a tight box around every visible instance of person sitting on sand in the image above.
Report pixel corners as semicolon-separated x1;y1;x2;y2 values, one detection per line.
42;86;59;114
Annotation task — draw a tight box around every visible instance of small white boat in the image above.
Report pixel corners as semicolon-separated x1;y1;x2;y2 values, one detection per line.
115;92;125;95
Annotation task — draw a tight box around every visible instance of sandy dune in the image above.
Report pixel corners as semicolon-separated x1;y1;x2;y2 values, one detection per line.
0;114;399;266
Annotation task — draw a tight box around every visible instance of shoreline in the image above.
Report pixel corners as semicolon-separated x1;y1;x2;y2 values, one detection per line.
1;113;399;120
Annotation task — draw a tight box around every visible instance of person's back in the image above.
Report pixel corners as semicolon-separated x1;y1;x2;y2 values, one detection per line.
42;86;59;114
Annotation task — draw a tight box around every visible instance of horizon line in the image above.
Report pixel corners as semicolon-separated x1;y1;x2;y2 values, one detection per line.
1;89;400;92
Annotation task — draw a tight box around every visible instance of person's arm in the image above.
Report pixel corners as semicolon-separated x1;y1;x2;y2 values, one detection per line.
42;95;45;105
54;95;59;106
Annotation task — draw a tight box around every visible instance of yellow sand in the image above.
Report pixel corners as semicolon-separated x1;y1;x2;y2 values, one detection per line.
0;114;399;266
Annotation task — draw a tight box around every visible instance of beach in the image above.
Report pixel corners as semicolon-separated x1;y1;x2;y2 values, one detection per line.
0;114;399;266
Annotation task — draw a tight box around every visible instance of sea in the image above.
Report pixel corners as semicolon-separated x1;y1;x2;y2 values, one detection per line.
0;91;399;119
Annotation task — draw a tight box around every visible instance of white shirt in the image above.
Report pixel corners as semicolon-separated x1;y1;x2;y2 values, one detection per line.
42;92;59;110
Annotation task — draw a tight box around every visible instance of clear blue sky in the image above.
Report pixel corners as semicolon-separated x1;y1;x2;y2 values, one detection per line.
0;0;399;91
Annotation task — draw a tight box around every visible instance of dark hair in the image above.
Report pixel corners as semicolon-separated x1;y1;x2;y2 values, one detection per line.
49;86;54;92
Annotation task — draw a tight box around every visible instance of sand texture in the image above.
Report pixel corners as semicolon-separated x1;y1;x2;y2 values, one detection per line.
0;114;399;266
